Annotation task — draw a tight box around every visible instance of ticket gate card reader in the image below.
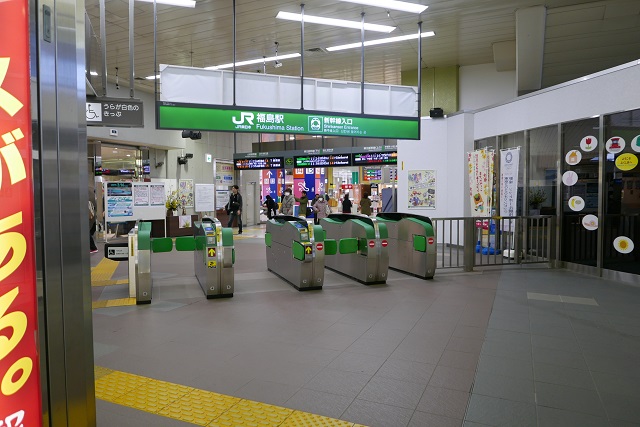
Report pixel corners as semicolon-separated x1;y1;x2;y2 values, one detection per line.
376;213;436;279
320;214;389;285
265;215;325;291
194;218;234;299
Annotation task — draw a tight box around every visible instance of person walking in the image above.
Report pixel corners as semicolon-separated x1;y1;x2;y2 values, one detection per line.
342;193;353;213
295;190;309;218
263;195;277;219
89;189;98;253
359;192;372;216
280;188;294;215
225;185;243;234
312;194;329;225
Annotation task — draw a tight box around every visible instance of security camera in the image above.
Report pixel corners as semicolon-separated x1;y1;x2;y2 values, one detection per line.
155;161;164;168
185;153;194;159
274;61;282;68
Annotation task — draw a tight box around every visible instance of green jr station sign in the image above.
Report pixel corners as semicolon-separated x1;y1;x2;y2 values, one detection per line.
158;102;420;140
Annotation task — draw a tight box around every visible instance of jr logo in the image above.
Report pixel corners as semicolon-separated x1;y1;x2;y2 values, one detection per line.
232;112;254;125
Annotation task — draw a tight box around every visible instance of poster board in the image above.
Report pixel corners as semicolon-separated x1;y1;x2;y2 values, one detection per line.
408;170;436;209
104;181;166;222
195;184;216;212
179;179;194;207
216;190;230;210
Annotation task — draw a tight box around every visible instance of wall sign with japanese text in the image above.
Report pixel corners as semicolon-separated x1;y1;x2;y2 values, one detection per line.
0;0;42;424
86;97;144;127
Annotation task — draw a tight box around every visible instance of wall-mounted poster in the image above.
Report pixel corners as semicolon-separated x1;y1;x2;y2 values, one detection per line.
216;190;230;210
106;182;134;218
178;179;194;207
468;149;494;217
150;183;166;206
408;170;436;209
133;183;150;206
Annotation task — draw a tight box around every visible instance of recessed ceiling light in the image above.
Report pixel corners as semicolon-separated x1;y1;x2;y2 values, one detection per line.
126;154;131;157
90;71;99;76
145;75;160;80
206;53;301;70
338;0;428;14
136;0;196;8
276;11;395;33
327;31;435;51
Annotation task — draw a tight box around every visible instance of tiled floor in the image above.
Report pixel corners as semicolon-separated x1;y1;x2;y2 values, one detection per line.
92;226;640;427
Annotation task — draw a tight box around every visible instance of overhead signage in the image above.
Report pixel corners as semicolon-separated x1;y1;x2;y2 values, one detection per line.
294;154;351;167
0;0;42;423
352;151;398;166
158;102;420;140
234;157;284;170
86;96;144;127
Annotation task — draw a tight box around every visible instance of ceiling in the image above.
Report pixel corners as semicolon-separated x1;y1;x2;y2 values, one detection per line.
85;0;640;95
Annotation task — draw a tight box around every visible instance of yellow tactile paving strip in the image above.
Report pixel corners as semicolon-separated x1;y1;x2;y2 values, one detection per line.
91;258;120;284
92;298;137;309
94;366;366;427
93;278;129;287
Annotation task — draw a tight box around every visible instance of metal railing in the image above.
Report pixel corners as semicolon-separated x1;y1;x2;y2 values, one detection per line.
432;216;554;271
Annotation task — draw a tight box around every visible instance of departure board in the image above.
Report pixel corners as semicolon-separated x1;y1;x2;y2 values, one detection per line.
294;154;352;167
234;157;284;170
352;152;397;166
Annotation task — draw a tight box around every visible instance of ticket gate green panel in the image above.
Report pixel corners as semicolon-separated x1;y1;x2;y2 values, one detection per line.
222;228;234;247
138;228;151;251
324;239;337;255
350;219;376;239
378;222;389;239
265;216;324;291
339;238;358;254
414;235;427;252
175;236;196;251
152;238;173;253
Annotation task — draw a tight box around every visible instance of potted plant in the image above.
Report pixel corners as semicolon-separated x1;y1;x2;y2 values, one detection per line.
529;188;546;216
165;190;181;216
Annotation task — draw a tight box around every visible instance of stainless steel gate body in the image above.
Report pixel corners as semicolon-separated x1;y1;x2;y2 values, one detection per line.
194;217;234;298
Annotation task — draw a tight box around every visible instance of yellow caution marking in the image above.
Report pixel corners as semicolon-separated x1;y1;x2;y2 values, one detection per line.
91;258;120;283
92;278;128;287
95;367;364;426
92;297;136;309
281;411;355;426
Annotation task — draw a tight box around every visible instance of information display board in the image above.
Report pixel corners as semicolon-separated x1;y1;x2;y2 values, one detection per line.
294;154;351;167
352;151;398;166
235;157;284;170
158;103;420;140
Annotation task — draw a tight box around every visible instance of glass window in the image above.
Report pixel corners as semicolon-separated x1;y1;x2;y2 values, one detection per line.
529;126;559;215
603;110;640;274
561;118;600;267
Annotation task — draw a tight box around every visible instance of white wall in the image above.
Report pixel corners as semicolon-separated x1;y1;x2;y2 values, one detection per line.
459;64;516;111
474;60;640;139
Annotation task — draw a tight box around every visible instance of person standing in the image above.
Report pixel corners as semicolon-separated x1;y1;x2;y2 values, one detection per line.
295;190;309;218
89;188;98;253
226;185;243;234
280;188;294;215
342;193;353;213
359;192;372;216
312;194;329;225
263;195;277;219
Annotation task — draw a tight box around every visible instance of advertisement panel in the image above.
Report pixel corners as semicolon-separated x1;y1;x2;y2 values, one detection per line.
0;0;42;424
158;103;420;140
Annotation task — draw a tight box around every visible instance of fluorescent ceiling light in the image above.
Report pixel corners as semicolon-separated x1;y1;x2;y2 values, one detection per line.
206;53;301;70
145;75;160;80
276;11;395;33
327;30;435;51
338;0;427;14
90;71;99;76
136;0;196;8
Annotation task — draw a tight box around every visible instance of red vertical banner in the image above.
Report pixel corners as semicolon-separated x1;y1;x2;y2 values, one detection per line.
0;0;42;425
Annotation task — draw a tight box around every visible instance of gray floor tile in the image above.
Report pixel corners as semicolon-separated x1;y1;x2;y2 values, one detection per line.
488;317;531;334
409;411;462;427
481;340;533;362
476;353;533;380
439;350;481;371
591;371;640;398
531;334;581;353
446;336;484;354
96;400;194;427
234;379;300;406
327;351;387;375
342;398;414;427
471;371;535;403
535;382;606;417
465;394;537;427
303;368;371;398
377;358;436;385
537;406;609;427
428;366;475;392
284;388;354;419
416;385;469;420
345;337;401;358
534;362;596;390
484;328;532;347
358;375;426;410
532;346;588;370
453;325;487;339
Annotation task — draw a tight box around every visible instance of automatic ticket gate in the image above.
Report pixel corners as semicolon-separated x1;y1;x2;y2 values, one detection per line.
320;214;389;284
265;216;326;290
376;213;436;279
194;217;235;298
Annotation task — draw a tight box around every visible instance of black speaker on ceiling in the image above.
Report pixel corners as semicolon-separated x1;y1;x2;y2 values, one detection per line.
181;130;202;140
429;108;444;118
